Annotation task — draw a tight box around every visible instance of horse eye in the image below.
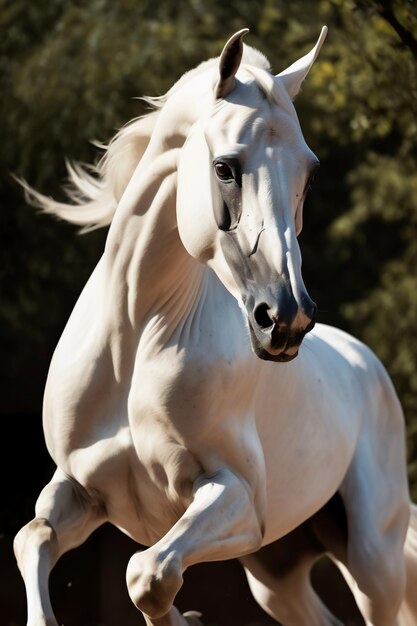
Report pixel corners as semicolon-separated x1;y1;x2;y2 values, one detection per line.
214;162;234;181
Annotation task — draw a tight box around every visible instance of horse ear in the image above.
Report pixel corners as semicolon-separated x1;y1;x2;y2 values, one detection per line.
276;26;328;100
215;28;249;99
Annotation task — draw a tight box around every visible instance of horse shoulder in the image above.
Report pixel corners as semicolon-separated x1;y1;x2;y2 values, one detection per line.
255;323;403;541
313;323;405;428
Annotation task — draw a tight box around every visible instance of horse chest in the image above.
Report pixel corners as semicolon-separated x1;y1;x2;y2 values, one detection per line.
125;342;267;510
129;332;259;438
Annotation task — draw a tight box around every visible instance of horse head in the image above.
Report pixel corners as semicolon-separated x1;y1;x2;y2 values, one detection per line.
176;28;327;362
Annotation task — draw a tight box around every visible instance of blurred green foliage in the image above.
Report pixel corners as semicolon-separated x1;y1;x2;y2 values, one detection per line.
2;0;417;495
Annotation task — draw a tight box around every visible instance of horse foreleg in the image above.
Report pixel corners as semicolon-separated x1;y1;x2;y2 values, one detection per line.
126;466;263;623
336;430;410;626
14;468;105;626
240;522;343;626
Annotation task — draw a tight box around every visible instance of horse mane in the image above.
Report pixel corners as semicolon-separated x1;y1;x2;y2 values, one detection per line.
21;44;271;231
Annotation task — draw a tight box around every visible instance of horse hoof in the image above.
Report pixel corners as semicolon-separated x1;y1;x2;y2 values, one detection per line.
183;611;203;625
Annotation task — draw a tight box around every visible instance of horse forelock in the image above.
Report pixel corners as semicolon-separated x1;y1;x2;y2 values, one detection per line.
239;65;291;111
241;44;271;72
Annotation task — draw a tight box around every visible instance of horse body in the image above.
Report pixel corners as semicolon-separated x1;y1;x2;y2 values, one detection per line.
15;27;417;626
43;148;359;549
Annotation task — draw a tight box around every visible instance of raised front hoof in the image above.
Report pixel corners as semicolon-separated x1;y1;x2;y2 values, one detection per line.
183;610;204;625
126;549;183;618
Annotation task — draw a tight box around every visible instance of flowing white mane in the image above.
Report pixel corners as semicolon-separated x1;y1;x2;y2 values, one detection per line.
23;44;272;231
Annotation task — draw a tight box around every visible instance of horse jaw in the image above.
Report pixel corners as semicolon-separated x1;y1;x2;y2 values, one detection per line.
276;26;328;100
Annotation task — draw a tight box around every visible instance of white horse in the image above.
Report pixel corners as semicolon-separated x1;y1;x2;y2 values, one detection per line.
15;27;417;626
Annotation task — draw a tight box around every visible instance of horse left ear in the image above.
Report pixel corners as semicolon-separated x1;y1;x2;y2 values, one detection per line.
215;28;249;99
276;26;328;100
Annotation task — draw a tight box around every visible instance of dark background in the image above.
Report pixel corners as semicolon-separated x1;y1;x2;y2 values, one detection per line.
1;1;417;624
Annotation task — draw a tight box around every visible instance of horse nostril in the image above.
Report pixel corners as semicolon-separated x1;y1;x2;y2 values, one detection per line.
254;303;274;330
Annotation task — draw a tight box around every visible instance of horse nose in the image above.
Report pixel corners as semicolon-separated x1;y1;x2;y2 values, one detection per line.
248;290;316;361
252;293;317;333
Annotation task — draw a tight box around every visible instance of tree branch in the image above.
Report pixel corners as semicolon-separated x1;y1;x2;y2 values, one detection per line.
373;0;417;59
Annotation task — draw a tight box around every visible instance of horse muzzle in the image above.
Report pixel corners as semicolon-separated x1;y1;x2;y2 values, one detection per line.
245;289;317;362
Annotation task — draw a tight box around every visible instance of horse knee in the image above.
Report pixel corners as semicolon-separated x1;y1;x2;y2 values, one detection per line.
126;548;183;619
14;518;58;576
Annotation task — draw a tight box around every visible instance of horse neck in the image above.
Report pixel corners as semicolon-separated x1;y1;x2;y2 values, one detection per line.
103;147;205;340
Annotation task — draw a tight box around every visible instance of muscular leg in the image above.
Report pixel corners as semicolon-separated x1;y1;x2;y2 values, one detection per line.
126;467;263;625
310;456;408;626
14;468;106;626
335;432;409;626
241;494;346;626
239;440;408;626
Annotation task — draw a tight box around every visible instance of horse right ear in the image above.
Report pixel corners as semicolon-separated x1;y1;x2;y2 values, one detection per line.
276;26;327;100
215;29;249;99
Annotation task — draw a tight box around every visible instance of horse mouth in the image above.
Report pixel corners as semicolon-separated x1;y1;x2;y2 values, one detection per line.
247;322;301;363
255;346;299;363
